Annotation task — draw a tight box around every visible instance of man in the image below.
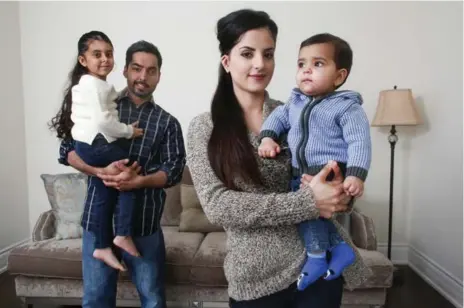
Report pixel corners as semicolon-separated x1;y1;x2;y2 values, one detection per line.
58;40;186;308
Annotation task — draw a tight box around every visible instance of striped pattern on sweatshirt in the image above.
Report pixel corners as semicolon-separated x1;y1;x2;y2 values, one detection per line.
260;88;372;181
59;88;186;237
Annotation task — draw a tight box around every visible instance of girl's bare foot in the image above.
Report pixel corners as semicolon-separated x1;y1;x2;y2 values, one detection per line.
114;236;140;257
93;248;126;271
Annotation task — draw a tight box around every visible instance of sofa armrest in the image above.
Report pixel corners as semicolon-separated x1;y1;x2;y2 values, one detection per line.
32;210;55;242
350;209;377;251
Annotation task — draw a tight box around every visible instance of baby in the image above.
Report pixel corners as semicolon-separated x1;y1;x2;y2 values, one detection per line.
258;33;372;290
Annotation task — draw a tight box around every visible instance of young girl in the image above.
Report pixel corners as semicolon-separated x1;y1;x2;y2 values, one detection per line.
50;31;143;271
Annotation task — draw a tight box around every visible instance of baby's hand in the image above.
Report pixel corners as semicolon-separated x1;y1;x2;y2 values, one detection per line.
343;176;364;198
131;121;144;138
258;137;281;158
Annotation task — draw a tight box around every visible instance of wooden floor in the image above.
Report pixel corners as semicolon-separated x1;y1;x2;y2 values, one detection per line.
0;266;456;308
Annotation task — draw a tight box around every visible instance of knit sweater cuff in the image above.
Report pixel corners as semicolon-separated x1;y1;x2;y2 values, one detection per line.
259;130;279;142
346;167;368;181
295;185;318;219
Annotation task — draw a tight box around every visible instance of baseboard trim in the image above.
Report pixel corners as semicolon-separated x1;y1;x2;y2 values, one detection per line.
377;242;409;265
408;245;462;308
0;238;30;274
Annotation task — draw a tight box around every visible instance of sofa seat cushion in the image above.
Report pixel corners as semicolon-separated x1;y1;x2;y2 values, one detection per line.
186;235;392;289
8;238;82;279
8;230;391;289
8;226;205;284
187;240;393;289
163;226;205;284
190;232;227;286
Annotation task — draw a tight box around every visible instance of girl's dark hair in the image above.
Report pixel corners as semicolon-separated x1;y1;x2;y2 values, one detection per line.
49;30;113;140
208;9;278;190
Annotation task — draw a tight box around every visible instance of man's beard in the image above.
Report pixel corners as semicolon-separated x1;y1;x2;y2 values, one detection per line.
132;81;152;98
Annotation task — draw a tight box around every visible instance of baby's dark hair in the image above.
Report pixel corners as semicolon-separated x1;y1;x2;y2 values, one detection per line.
49;30;113;140
300;33;352;89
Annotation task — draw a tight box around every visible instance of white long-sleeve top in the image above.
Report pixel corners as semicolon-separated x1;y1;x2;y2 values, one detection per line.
71;74;134;145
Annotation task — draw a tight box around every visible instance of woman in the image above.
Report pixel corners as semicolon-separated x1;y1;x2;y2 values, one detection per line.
186;9;372;308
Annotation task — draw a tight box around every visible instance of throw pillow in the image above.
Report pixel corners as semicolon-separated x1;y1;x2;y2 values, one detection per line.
40;173;87;240
178;184;223;233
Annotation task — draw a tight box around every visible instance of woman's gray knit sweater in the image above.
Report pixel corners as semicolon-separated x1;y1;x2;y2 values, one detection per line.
186;95;372;301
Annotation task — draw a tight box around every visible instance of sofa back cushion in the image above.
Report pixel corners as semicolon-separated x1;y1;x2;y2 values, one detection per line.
178;182;224;232
160;166;194;226
176;166;223;232
160;185;181;226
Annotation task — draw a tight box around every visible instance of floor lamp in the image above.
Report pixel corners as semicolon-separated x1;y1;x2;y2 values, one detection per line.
371;86;422;260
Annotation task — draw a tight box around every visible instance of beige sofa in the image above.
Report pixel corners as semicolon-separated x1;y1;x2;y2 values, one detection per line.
8;167;393;308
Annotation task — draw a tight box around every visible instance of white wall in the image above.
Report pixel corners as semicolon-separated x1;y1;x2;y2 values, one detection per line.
0;1;30;262
402;3;463;305
18;1;462;304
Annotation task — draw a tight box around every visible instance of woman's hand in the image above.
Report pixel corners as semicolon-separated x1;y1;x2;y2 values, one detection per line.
300;161;350;218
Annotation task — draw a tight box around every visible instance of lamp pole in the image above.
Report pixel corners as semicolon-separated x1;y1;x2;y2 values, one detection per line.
387;85;398;260
387;124;397;259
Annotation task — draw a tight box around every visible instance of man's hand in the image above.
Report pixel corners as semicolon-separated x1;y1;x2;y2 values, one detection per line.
97;160;142;191
258;137;281;158
343;176;364;197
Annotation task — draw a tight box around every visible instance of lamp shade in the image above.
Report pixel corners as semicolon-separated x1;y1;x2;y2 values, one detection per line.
371;88;422;126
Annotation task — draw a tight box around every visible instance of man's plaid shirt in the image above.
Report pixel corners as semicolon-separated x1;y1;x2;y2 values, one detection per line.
59;89;186;236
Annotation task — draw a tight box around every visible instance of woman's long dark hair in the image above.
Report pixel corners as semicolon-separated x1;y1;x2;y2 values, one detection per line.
49;31;113;140
208;9;278;190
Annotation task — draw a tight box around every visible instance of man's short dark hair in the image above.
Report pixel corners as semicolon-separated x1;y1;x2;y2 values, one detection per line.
300;33;352;87
125;40;163;69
